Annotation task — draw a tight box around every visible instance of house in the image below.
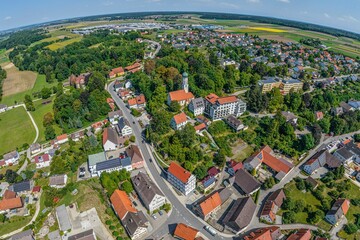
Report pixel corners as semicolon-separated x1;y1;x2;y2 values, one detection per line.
94;157;132;176
208;166;220;178
117;118;133;136
331;107;343;116
3;150;20;166
194;123;206;133
167;162;196;195
167;72;194;106
103;127;120;151
30;143;41;155
194;191;222;220
280;79;303;94
70;131;84;142
107;98;115;111
333;147;355;164
244;146;293;180
68;73;91;89
68;229;96;240
0;196;23;213
49;174;68;188
118;89;133;100
204;93;247;120
108;110;123;125
122;211;148;240
281;111;298;125
110;189;137;220
234;169;261;195
200;175;216;192
126;145;144;169
348;101;360;110
173;223;199;240
222;197;256;234
0;183;10;198
127;95;146;109
9;181;32;194
315;111;324;121
227;160;243;176
34;154;51;169
55;204;72;232
226;115;245;131
303;149;341;174
0;104;7;113
260;189;286;223
171;112;188;130
131;171;166;212
92;121;105;133
109;67;125;78
113;80;123;92
56;134;68;145
88;152;107;176
339;102;354;112
325;198;350;225
125;62;142;74
287;229;311;240
189;97;205;116
242;226;281;240
305;176;319;190
8;230;35;240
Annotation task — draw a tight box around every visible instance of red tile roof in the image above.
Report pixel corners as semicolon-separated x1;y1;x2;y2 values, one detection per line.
341;199;350;215
125;63;141;71
287;229;311;240
109;67;124;77
207;166;219;177
244;226;280;240
3;190;16;199
34;154;50;163
168;162;192;184
32;186;41;193
128;98;137;106
173;112;188;125
217;96;238;104
110;190;136;220
107;98;115;103
56;134;68;141
205;93;219;104
194;123;206;132
169;90;194;102
261;146;293;174
199;192;222;217
0;197;22;211
136;94;146;104
173;223;199;240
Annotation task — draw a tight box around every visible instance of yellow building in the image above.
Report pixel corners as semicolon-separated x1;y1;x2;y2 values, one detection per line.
258;78;281;93
280;79;304;95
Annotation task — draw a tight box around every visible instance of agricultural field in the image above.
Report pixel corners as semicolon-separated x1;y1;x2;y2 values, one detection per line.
46;37;82;51
0;107;36;155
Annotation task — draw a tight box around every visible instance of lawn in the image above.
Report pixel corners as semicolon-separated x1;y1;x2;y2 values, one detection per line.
0;107;36;155
32;96;62;142
46;37;82;51
0;49;8;64
0;216;32;236
0;74;57;106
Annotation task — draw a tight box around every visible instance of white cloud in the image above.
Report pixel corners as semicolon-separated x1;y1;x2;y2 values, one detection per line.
277;0;290;3
4;16;12;20
220;2;240;8
323;13;330;18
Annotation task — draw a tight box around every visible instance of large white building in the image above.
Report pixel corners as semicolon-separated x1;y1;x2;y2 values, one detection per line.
204;93;246;120
188;97;205;116
167;162;196;195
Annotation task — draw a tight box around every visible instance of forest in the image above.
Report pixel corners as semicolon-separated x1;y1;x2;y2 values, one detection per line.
0;66;6;101
0;29;48;49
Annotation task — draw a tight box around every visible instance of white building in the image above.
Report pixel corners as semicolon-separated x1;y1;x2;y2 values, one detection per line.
30;143;41;155
204;93;246;120
103;128;119;152
92;157;132;177
35;154;51;169
3;151;20;166
117;118;133;136
188;97;205;116
167;162;196;195
108;110;123;125
170;112;188;130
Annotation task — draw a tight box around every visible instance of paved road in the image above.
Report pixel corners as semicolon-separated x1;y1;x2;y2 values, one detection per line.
143;39;161;59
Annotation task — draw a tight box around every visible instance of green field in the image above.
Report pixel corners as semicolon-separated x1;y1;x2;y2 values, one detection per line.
0;74;57;106
0;107;36;155
0;216;32;236
46;37;82;51
0;49;8;64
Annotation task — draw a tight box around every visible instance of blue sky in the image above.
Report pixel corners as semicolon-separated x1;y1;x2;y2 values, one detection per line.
1;0;360;33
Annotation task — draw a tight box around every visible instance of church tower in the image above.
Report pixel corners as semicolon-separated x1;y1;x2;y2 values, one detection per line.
182;72;189;93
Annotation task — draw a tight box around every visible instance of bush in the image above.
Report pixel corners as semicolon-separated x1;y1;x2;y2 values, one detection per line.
344;223;358;234
283;211;296;224
112;231;119;237
131;108;141;117
130;135;136;142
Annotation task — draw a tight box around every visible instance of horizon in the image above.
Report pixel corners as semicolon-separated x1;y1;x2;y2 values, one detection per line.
1;0;360;34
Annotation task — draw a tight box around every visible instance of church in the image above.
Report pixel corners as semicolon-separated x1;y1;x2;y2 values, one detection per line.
167;72;195;106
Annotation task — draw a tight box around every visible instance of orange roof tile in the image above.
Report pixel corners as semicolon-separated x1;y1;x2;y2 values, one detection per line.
244;227;279;240
173;112;188;125
125;62;141;71
205;93;219;104
199;192;222;217
128;98;137;106
260;146;292;174
173;223;199;240
168;162;192;184
194;123;206;132
136;94;146;104
57;134;68;141
341;199;350;215
217;96;238;104
287;229;311;240
169;90;194;102
110;190;136;220
107;98;115;103
3;190;16;199
0;197;22;211
109;67;124;77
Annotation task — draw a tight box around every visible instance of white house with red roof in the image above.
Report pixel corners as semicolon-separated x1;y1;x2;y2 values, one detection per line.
204;93;246;120
167;73;194;106
167;162;196;195
170;112;188;130
35;154;51;169
127;95;146;109
55;134;68;145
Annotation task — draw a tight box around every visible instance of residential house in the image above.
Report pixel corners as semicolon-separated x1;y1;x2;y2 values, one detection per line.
303;149;341;174
113;80;124;92
49;174;68;188
107;98;115;111
167;72;194;106
56;134;68;145
0;196;23;214
3;150;20;166
110;189;137;220
68;73;91;89
108;110;123;125
226;115;245;131
127;95;146;109
331;107;343;116
227;160;243;176
194;123;206;133
348;101;360;110
118;89;133;100
339;102;354;112
68;229;96;240
8;230;35;240
103;127;120;151
260;189;286;223
34;154;51;169
173;223;199;240
281;111;298;125
200;175;216;192
93;157;132;177
305;176;319;190
208;166;220;178
234;169;261;195
117;118;133;136
287;229;311;240
258;77;281;93
122;211;148;240
70;131;84;142
325;198;350;225
222;197;256;234
131;171;166;212
189;97;205;116
204;93;247;120
126;145;144;169
280;79;303;95
0;104;7;113
92;121;105;133
333;147;355;164
109;67;125;78
9;181;32;195
125;62;142;74
30;143;41;155
88;152;107;176
171;112;188;130
167;162;196;195
242;226;281;240
194;191;222;220
55;204;72;232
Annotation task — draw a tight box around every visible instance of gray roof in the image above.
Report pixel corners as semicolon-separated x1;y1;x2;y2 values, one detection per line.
234;169;261;194
222;197;256;232
108;110;123;119
131;172;164;208
122;211;148;237
9;180;31;193
3;150;18;161
0;104;7;109
96;158;121;171
226;115;243;128
335;147;354;160
56;204;72;231
68;229;95;240
281;111;297;121
259;77;279;84
121;157;132;167
8;230;34;240
191;97;205;109
88;152;107;167
325;151;342;168
49;174;67;186
104;127;119;144
30;143;41;152
47;230;61;240
118;118;130;130
282;78;302;84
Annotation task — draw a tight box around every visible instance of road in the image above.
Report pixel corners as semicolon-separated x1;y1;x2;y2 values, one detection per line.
312;74;360;83
12;104;39;144
143;39;161;59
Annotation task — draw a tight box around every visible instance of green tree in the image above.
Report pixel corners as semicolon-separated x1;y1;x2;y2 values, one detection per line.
45;125;56;140
299;134;315;151
41;87;52;99
169;101;181;112
24;94;35;111
344;224;358;234
283;211;296;223
43;112;54;127
121;181;133;194
88;72;106;92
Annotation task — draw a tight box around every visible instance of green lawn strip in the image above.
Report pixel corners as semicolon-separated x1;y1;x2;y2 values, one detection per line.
0;107;36;155
0;216;32;236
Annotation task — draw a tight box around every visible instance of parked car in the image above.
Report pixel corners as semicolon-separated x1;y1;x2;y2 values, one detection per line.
204;226;217;236
159;210;163;216
132;201;138;207
152;214;157;220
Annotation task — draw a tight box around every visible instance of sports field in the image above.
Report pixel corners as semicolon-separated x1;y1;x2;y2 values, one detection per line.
0;107;36;155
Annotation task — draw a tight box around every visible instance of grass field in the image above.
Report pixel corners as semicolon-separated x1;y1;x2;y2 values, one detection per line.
0;74;57;106
46;37;82;51
0;216;32;236
0;107;36;155
0;49;8;64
